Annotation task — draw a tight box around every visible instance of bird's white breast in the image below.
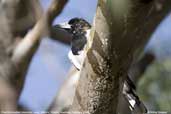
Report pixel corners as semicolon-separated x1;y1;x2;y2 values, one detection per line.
68;29;92;71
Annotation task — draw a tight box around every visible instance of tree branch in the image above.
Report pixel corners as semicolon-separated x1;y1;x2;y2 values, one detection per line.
12;0;68;95
0;0;68;111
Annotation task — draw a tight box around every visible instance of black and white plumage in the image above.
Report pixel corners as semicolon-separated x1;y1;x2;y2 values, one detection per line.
55;18;147;113
55;18;91;70
123;76;147;114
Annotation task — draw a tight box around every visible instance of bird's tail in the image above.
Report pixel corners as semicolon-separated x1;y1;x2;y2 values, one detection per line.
123;76;147;114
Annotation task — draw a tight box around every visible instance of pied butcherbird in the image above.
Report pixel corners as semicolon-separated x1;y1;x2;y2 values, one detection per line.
54;18;91;70
54;17;147;113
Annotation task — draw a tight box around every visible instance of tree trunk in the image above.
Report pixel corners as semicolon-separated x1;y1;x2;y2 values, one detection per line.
70;0;171;114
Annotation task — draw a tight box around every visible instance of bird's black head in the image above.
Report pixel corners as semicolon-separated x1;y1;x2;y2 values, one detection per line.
68;18;91;33
54;18;91;55
56;18;91;34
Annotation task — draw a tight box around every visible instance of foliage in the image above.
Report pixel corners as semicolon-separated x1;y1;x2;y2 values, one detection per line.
138;58;171;111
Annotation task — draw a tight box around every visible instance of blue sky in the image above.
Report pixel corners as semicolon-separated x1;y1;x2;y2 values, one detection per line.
41;0;98;24
145;14;171;58
19;0;171;111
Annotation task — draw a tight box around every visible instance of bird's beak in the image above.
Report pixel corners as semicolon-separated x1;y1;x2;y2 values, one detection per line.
57;22;71;30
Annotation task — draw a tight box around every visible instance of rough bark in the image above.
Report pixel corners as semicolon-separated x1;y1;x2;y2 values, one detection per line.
70;0;171;114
